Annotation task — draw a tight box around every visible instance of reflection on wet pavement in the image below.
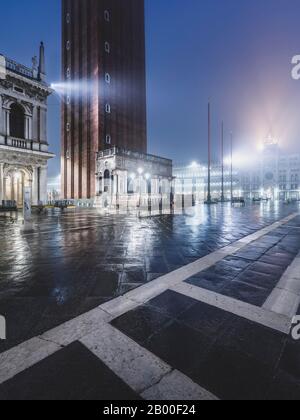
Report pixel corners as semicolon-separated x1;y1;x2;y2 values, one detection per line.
0;202;299;352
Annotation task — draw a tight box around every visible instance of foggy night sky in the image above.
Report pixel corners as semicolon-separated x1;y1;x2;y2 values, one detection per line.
1;0;300;178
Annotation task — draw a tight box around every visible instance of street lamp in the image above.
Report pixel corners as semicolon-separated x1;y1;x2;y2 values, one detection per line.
137;168;144;208
230;131;234;203
144;173;151;212
206;101;212;204
221;121;225;202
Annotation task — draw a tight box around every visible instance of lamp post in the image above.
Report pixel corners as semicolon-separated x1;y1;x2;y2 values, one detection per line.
145;173;151;212
115;170;119;210
205;101;213;204
230;131;234;203
221;121;225;202
137;167;143;208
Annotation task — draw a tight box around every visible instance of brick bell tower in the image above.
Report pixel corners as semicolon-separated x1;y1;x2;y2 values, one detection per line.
61;0;147;199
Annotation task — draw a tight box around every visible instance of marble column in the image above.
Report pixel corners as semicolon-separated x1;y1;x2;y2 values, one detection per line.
5;109;10;136
25;116;29;140
39;166;48;204
31;167;39;205
25;115;32;140
0;96;4;136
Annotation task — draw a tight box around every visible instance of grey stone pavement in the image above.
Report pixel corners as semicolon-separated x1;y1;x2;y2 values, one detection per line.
0;202;300;400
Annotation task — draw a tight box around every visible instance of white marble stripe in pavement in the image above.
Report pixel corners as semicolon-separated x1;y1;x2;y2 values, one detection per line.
0;338;62;385
263;251;300;318
0;212;298;389
171;282;292;334
80;322;218;400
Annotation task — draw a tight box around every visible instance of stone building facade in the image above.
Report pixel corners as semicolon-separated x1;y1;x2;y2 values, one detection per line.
173;162;239;201
174;138;300;202
239;140;300;201
96;147;173;208
0;43;54;207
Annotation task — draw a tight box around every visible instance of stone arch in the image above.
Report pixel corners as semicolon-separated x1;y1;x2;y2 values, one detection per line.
3;165;33;207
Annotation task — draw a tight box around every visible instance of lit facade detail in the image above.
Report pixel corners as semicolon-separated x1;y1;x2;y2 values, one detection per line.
96;147;173;209
0;44;54;208
174;140;300;202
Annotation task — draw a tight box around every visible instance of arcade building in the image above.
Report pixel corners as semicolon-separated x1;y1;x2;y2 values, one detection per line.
0;43;54;208
174;137;300;202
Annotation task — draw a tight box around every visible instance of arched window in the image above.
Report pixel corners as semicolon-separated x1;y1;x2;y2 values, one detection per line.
10;103;25;138
104;169;110;193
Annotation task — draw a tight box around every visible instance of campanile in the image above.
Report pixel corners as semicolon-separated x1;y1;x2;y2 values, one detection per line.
61;0;147;199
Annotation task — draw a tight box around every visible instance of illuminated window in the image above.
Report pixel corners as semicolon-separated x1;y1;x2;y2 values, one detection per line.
66;41;71;50
105;134;111;145
66;95;71;105
104;10;110;22
66;13;71;24
105;73;111;84
66;123;71;132
66;68;71;79
105;103;111;113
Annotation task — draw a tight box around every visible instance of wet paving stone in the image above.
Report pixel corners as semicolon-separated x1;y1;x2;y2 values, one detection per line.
235;269;280;290
249;261;285;276
216;318;287;368
267;370;300;400
184;218;300;307
112;291;290;400
233;246;269;261
112;305;173;345
147;321;215;378
219;280;270;306
186;273;232;293
145;290;197;317
195;345;273;400
260;253;295;268
177;302;232;337
88;271;121;297
0;342;140;401
0;203;299;352
277;339;300;379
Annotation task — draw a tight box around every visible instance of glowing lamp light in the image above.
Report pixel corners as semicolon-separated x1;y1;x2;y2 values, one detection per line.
190;161;199;168
257;143;265;152
224;157;232;166
137;168;144;175
14;172;21;181
144;173;151;180
129;173;136;180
